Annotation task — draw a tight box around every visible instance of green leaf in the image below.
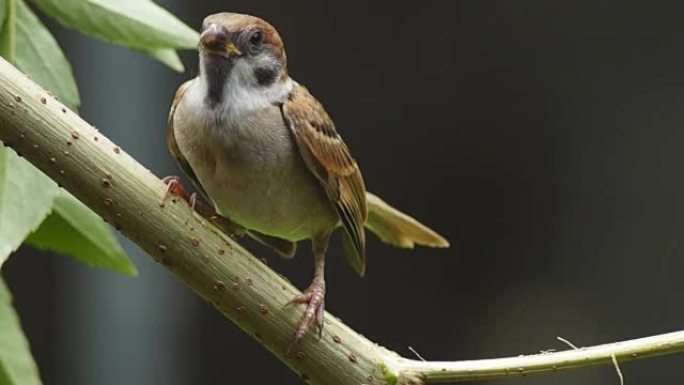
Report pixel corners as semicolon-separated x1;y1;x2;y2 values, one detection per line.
0;277;42;385
0;144;58;268
15;0;79;110
0;0;8;32
0;0;16;63
145;47;184;72
29;0;198;71
26;191;137;276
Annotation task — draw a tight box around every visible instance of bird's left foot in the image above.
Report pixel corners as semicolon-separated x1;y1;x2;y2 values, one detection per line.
286;277;325;351
161;176;196;209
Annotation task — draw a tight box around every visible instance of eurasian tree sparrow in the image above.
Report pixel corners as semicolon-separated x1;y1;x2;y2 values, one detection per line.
166;12;449;346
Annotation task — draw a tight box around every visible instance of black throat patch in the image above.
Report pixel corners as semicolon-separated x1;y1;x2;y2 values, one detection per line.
203;58;232;106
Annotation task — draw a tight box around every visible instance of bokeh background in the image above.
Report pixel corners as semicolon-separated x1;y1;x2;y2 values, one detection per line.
5;0;684;383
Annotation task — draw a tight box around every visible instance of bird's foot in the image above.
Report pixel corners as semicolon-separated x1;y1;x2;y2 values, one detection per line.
286;277;326;352
161;176;194;207
161;176;244;237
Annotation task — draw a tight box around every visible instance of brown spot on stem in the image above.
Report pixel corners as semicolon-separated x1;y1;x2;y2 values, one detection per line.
102;179;111;188
104;198;114;206
213;281;226;291
62;107;67;114
333;335;341;343
66;140;73;146
113;146;120;154
218;248;225;255
190;238;200;246
236;306;246;313
40;96;46;104
246;278;253;286
295;351;306;360
258;304;269;315
14;96;21;102
348;353;357;363
232;282;240;291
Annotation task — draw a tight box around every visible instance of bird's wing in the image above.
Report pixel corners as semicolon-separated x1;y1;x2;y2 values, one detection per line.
167;80;296;258
281;83;368;276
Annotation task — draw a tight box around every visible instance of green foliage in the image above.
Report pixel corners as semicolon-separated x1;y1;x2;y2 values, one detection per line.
0;277;42;385
0;145;57;267
0;1;7;27
28;0;198;70
0;0;15;63
15;0;79;109
26;191;137;276
0;0;198;381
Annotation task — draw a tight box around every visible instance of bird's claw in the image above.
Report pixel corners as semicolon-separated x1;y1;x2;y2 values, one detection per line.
161;176;192;204
286;278;326;353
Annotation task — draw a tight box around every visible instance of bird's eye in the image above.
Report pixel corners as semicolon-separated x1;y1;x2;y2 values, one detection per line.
249;30;263;46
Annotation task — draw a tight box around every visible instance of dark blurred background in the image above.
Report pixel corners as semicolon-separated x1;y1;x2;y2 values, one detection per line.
5;0;684;383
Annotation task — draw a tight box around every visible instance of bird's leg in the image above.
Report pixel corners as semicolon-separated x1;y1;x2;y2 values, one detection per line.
287;233;330;350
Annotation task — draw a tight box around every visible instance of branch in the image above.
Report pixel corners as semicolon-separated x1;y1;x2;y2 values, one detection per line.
0;56;682;385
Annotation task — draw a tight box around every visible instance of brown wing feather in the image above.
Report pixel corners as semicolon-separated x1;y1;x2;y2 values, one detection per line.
167;80;296;258
281;83;368;275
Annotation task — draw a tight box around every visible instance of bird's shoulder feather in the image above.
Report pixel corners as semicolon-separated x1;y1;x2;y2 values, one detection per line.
280;83;368;276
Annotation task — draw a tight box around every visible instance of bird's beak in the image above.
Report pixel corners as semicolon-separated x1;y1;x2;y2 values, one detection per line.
225;42;242;56
200;24;242;58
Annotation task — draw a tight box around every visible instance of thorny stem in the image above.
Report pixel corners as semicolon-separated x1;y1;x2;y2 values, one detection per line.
0;57;684;384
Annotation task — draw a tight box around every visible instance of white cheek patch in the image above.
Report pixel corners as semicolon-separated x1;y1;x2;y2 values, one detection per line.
195;54;293;126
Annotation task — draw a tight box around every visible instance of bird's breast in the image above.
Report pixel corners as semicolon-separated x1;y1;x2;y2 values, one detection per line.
174;88;337;241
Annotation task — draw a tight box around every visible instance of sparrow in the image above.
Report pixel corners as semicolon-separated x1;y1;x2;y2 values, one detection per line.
165;12;449;346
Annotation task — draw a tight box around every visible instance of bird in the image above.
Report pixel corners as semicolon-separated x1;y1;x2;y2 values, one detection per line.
165;12;449;346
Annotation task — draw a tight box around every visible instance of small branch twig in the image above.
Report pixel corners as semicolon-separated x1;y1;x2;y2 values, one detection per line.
393;330;684;383
0;56;683;384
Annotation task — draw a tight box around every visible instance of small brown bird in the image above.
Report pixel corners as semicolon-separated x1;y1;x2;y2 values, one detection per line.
166;12;449;345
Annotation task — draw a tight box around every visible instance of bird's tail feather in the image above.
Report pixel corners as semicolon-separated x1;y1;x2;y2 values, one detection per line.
365;192;449;249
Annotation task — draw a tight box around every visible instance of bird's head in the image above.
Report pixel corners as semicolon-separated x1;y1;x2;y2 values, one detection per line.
198;13;289;105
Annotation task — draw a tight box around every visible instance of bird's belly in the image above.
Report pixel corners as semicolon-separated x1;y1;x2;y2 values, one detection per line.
179;115;337;241
209;154;336;241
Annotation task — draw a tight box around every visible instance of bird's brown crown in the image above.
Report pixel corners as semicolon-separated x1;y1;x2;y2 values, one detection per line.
201;13;286;62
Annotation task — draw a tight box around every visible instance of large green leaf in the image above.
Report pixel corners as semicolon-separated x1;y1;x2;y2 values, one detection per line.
0;277;42;385
15;0;79;110
29;0;197;70
145;46;183;72
0;0;15;63
26;191;137;276
0;145;58;267
0;0;8;33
